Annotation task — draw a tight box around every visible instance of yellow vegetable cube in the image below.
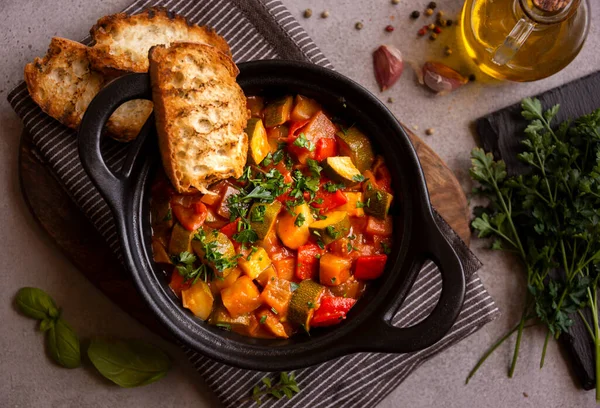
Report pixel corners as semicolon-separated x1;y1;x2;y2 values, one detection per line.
238;247;272;279
339;192;365;217
182;281;214;320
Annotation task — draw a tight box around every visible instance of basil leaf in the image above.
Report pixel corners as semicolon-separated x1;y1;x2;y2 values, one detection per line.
88;338;170;388
46;318;81;368
15;287;59;320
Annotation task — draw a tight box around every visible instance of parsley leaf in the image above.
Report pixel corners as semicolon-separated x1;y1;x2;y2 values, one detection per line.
295;213;306;227
293;133;315;152
307;159;322;177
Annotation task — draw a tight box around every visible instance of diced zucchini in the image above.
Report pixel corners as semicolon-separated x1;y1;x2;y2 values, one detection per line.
319;254;352;286
290;95;321;122
249;201;282;240
238;247;272;279
309;211;350;245
168;223;194;255
181;281;214;320
336;127;375;172
288;280;324;331
364;188;393;219
152;238;172;264
191;228;236;278
246;96;264;118
209;303;252;331
277;203;314;249
264;95;293;128
246;118;270;165
323;156;362;186
338;192;365;217
221;275;262;317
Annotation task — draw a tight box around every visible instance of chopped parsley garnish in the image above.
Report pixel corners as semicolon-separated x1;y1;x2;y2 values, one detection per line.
163;208;172;222
251;204;266;223
307;301;315;309
353;174;366;182
173;251;210;284
259;315;267;324
381;242;392;255
216;323;231;331
317;240;325;249
271;307;279;315
356;201;365;208
293;133;315;152
323;182;345;193
376;191;383;201
307;159;322;177
290;282;299;291
233;228;259;244
295;213;306;227
326;226;340;239
330;277;337;283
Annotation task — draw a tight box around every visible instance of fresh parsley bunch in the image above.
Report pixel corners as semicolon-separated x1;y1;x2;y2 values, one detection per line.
468;98;600;401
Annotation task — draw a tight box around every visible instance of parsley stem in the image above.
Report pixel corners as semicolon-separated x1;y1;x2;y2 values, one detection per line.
540;330;551;369
508;301;530;378
466;320;536;384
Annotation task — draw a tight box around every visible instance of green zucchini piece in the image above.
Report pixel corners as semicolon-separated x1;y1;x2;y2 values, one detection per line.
364;188;393;219
336;127;374;172
309;211;350;245
192;228;236;278
288;280;325;331
249;201;282;239
264;95;293;128
323;156;362;186
246;118;270;165
168;223;194;255
209;303;251;331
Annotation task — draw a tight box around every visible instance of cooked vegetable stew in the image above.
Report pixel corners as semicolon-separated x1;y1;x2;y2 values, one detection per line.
150;94;396;338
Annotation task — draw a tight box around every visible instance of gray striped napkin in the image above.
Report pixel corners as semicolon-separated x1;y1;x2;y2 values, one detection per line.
7;0;499;406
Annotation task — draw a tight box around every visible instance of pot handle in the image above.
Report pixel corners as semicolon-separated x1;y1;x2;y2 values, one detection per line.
78;74;153;214
353;212;466;353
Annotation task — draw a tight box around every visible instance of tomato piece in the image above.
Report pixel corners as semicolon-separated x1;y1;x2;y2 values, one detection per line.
169;271;191;297
296;244;324;280
171;197;208;231
311;296;356;327
287;119;310;140
314;138;338;161
311;190;348;214
220;219;240;239
354;255;388;280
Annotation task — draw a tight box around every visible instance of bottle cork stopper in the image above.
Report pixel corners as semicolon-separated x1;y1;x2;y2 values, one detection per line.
533;0;569;12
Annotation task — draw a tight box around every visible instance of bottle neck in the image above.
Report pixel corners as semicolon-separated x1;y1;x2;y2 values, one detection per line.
519;0;580;25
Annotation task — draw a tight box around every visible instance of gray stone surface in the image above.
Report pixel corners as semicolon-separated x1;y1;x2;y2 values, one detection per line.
0;0;598;407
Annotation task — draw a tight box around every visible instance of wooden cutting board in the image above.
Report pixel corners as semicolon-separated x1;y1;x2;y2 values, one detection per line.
18;127;470;339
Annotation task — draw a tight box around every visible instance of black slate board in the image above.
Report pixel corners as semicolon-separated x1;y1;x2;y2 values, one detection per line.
476;71;600;390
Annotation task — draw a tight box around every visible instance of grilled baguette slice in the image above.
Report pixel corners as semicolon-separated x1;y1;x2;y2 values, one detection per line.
89;7;231;75
149;42;249;193
24;37;153;142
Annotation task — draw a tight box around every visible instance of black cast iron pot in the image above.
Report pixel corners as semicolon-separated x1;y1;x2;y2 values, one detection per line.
78;60;466;371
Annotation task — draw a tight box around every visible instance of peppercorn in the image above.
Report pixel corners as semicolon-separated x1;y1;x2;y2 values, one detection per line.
446;19;453;27
425;128;435;136
425;8;434;16
438;18;447;26
387;97;394;103
434;26;442;34
437;11;444;18
410;10;421;19
445;47;453;56
391;0;400;4
469;74;476;82
355;22;363;30
321;10;329;18
385;25;394;32
428;2;437;9
418;26;428;36
303;9;312;18
429;33;438;40
428;23;436;30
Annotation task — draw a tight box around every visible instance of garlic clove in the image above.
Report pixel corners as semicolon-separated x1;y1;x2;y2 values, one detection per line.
373;45;404;91
421;62;468;95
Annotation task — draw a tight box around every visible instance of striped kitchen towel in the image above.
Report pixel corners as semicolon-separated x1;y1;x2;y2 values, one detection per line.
7;0;499;407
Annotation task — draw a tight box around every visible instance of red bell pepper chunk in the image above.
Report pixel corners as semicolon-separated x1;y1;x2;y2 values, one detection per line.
171;200;208;231
354;254;388;280
314;138;338;161
296;244;324;280
169;271;191;297
219;219;240;239
287;119;310;140
311;190;348;214
311;296;356;327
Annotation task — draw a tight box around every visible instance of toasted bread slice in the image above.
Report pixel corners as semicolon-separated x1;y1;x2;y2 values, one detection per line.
149;42;248;193
88;7;231;75
25;37;104;130
24;37;153;142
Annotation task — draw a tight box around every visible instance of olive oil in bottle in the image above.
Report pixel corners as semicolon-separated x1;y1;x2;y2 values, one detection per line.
460;0;590;82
